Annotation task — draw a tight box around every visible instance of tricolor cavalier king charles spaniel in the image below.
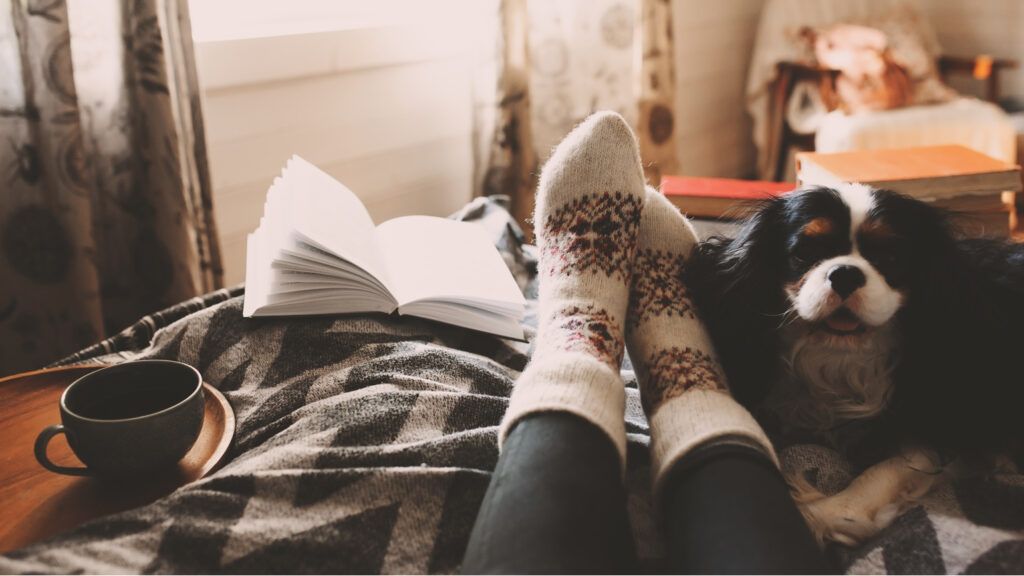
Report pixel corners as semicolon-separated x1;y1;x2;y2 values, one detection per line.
685;183;1024;546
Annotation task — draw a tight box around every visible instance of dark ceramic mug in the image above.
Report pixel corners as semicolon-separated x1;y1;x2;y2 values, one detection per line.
34;360;205;476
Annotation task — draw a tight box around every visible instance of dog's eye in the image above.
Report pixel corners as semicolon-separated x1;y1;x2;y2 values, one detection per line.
864;239;905;270
871;252;902;270
790;241;825;264
861;242;902;267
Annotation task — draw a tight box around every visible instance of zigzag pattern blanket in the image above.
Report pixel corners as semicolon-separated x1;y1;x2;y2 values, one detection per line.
2;198;1022;573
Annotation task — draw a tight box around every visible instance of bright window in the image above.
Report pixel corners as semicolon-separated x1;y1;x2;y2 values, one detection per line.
188;0;493;43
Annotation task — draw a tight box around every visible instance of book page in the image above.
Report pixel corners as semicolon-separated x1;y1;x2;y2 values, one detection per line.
375;216;525;311
281;156;390;285
243;156;398;318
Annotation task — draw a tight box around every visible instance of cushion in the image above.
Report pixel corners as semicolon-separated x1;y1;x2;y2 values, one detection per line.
815;97;1018;163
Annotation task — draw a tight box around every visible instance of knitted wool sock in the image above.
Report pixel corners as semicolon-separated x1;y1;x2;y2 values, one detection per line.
627;189;777;499
499;111;646;470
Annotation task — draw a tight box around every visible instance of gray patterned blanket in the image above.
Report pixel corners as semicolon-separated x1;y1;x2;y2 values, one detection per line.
2;198;1022;574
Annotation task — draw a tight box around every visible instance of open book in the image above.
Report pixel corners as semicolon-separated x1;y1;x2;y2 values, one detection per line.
243;156;526;340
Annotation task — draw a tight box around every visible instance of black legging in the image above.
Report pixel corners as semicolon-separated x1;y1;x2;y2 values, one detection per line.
462;412;830;574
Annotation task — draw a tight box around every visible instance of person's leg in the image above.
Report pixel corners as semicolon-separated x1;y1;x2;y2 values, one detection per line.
625;190;828;574
461;413;635;574
462;111;646;573
663;444;829;574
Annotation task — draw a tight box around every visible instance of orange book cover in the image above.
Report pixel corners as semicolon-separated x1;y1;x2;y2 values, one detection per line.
796;145;1019;183
661;176;797;200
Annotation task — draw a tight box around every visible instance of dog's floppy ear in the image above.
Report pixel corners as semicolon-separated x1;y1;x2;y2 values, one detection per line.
877;190;1002;449
685;197;790;408
871;189;961;301
689;196;789;302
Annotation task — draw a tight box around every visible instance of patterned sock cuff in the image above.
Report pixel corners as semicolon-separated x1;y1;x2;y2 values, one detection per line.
500;357;627;471
648;389;778;503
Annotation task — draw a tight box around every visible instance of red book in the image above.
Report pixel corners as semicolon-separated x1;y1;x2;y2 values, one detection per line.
660;176;796;219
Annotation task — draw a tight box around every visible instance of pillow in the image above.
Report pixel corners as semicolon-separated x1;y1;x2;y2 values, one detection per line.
811;23;913;113
803;19;956;114
874;15;957;106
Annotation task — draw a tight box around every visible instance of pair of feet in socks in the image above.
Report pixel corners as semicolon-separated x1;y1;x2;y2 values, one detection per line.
501;112;775;497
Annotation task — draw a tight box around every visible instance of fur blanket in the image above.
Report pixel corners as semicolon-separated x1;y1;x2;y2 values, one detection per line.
2;198;1021;573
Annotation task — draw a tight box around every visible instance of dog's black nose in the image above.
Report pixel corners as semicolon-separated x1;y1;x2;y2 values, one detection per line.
828;265;866;299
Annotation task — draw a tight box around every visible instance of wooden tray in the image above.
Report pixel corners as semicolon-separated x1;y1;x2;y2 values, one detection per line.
0;364;235;553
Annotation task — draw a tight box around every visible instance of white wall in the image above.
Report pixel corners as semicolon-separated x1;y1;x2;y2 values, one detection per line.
923;1;1024;102
193;5;495;285
671;0;765;179
197;0;767;285
197;1;1023;285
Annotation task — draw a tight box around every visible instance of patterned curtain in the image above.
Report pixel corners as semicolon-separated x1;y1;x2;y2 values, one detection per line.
0;0;221;375
474;0;678;232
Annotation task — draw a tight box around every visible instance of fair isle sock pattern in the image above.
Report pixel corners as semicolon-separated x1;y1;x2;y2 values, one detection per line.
540;191;643;282
548;303;626;368
499;111;646;470
637;346;725;414
627;189;777;500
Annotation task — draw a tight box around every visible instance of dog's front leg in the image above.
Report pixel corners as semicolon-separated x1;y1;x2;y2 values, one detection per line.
792;447;944;547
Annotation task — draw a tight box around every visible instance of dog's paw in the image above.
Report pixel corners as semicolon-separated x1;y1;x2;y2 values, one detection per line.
799;495;902;547
787;471;827;504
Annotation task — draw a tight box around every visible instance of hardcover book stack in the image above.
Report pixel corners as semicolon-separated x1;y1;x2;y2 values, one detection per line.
661;145;1022;237
797;145;1023;236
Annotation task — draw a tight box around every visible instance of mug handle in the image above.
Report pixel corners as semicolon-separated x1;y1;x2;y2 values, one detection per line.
35;425;90;476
